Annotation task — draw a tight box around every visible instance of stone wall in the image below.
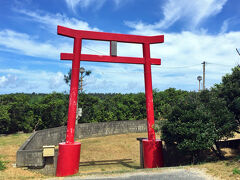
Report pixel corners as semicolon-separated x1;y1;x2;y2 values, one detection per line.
76;120;147;139
16;120;147;168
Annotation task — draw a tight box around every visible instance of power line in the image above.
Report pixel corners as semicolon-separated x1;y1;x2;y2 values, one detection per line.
83;46;106;55
81;46;235;68
152;64;200;69
207;62;234;67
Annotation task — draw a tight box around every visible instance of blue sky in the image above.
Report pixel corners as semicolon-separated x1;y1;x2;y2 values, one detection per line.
0;0;240;94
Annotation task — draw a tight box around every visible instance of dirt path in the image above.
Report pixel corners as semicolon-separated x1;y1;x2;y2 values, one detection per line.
48;168;217;180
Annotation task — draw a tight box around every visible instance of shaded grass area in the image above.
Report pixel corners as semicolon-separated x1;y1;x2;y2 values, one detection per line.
0;132;240;179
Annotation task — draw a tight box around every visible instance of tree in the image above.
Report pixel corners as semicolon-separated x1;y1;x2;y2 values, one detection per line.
153;88;188;120
0;104;11;134
0;94;36;133
158;90;237;162
64;68;91;92
37;93;68;129
78;94;101;123
215;65;240;132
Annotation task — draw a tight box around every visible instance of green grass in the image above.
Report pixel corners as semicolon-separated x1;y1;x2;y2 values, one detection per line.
233;168;240;175
0;159;7;171
1;132;240;179
0;133;44;179
0;133;30;146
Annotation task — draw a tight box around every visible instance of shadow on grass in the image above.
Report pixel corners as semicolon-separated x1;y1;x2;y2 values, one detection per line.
80;159;140;169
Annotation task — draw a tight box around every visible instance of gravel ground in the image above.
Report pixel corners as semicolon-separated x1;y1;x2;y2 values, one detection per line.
49;168;217;180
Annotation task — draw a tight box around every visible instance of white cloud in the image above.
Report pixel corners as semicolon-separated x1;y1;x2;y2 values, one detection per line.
1;26;240;93
220;19;229;34
83;62;145;93
126;0;227;31
1;0;239;93
113;0;133;8
16;9;100;32
0;27;143;63
49;72;65;89
0;29;67;59
0;68;68;94
65;0;105;10
65;0;81;10
0;76;7;88
220;18;240;34
79;29;240;92
64;0;131;11
0;74;24;89
1;24;240;95
142;30;240;91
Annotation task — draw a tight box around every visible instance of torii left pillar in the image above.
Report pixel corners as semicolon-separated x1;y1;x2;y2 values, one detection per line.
56;25;164;177
56;38;82;177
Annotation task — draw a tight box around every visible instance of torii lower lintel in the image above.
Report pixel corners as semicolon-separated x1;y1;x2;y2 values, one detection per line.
56;25;164;177
60;53;161;65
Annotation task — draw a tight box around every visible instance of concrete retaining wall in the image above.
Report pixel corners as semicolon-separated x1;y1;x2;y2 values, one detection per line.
76;120;147;139
16;120;147;169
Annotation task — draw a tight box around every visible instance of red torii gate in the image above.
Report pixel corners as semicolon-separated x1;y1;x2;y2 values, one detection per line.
56;25;164;177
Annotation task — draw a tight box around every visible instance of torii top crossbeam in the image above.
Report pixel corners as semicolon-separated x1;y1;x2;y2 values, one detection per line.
58;25;164;144
58;26;163;65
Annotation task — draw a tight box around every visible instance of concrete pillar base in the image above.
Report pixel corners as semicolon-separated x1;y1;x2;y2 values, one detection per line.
56;142;81;177
142;139;163;168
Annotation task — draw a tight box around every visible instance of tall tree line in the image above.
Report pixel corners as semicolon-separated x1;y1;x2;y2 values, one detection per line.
0;88;187;134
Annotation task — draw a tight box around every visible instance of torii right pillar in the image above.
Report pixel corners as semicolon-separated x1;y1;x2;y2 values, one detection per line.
142;42;164;168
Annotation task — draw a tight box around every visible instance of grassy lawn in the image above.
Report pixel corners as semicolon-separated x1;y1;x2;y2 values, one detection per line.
0;132;240;179
0;133;45;180
194;147;240;180
77;132;148;174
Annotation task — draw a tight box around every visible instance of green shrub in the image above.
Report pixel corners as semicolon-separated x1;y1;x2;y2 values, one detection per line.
0;160;6;171
233;168;240;175
215;65;240;132
158;90;237;162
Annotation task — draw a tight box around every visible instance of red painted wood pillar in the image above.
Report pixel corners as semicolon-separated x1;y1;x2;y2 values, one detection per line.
143;43;156;141
66;37;81;143
56;38;82;177
142;43;163;168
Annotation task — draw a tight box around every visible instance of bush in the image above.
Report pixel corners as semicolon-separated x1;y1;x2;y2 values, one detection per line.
0;160;6;171
233;168;240;175
215;65;240;131
158;90;237;162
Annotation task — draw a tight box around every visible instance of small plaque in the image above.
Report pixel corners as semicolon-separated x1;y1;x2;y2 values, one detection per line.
43;145;55;157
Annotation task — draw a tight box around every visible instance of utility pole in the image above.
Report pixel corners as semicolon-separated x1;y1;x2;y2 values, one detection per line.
202;61;206;90
237;48;240;56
